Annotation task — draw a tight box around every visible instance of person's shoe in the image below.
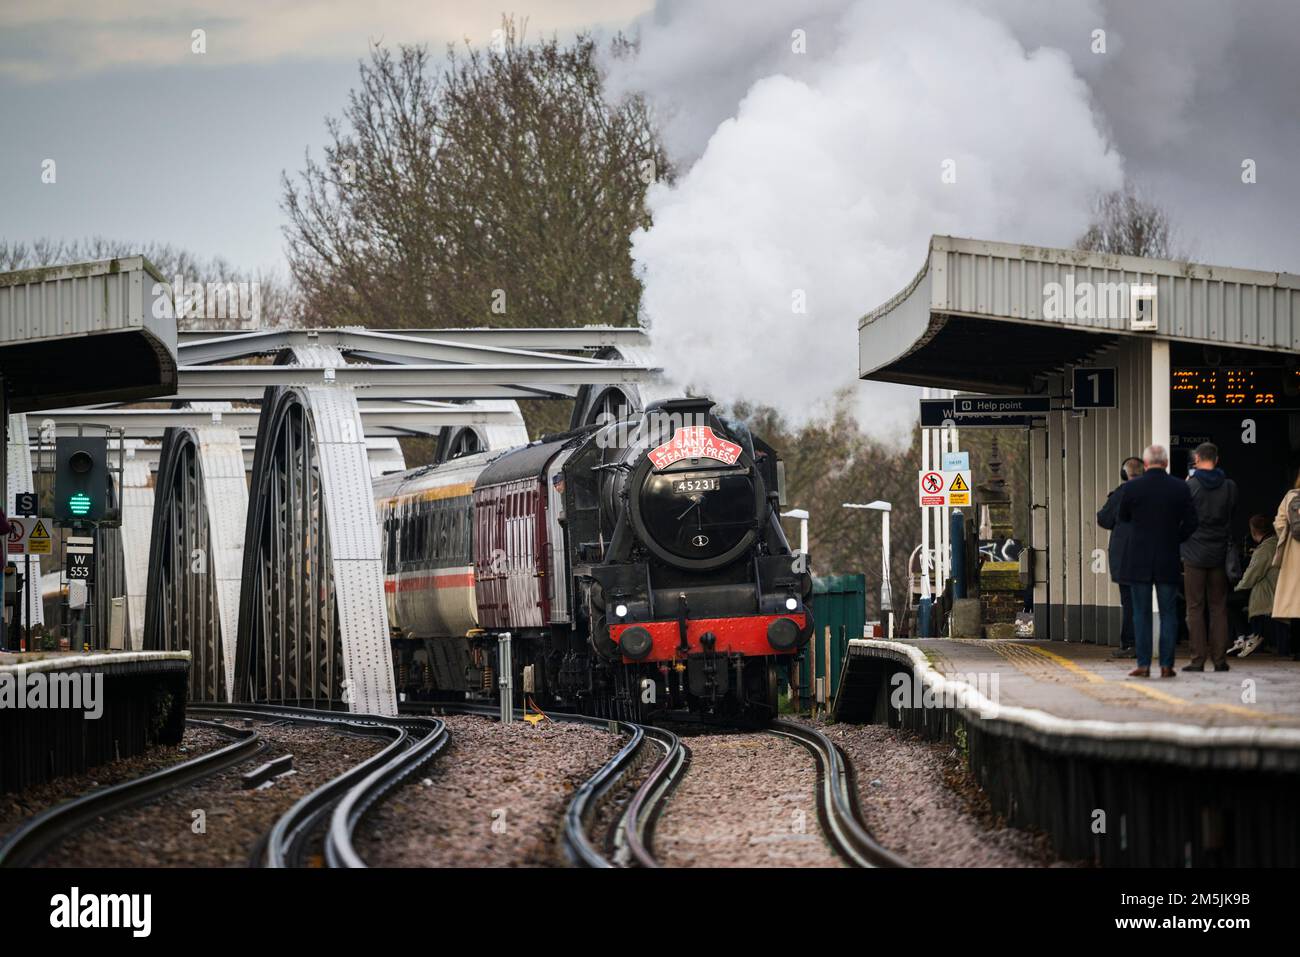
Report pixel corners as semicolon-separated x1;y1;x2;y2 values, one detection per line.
1238;634;1264;658
1182;662;1205;672
1214;662;1230;672
1227;636;1247;656
1128;666;1150;678
1160;667;1177;678
1110;646;1137;658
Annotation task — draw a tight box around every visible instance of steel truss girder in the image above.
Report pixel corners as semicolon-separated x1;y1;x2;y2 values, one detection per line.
172;362;652;397
234;384;396;715
25;405;523;438
143;425;247;702
181;327;610;367
177;325;650;358
569;343;677;429
116;459;154;649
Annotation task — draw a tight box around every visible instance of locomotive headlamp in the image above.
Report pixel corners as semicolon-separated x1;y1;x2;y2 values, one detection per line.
615;603;628;618
785;597;798;611
767;617;800;651
619;626;653;660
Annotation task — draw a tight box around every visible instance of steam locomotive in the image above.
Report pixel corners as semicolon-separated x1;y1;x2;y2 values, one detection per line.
373;397;813;721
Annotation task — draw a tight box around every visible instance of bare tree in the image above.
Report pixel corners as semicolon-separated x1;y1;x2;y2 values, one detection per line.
281;20;671;331
1075;184;1184;259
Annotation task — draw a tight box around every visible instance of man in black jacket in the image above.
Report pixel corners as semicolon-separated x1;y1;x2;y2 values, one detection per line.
1118;445;1199;677
1097;457;1145;658
1181;442;1238;672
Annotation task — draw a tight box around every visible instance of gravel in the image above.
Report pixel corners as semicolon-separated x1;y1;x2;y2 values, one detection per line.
652;731;844;868
815;720;1080;867
0;723;230;843
354;713;627;867
34;720;385;867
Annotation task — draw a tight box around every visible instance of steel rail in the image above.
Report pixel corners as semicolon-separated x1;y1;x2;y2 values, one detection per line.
0;719;264;868
616;724;688;868
409;701;684;868
766;719;910;869
187;702;444;868
324;713;450;868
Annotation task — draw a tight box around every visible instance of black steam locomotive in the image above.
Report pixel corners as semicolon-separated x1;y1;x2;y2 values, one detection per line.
374;397;813;720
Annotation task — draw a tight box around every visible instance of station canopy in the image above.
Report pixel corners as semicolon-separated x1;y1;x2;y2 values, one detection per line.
859;235;1300;393
0;257;178;411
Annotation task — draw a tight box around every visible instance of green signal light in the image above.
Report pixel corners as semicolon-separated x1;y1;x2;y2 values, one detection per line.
69;492;91;516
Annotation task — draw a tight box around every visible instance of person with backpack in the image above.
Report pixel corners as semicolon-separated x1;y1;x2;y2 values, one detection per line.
1270;471;1300;653
1181;442;1238;673
1231;515;1286;658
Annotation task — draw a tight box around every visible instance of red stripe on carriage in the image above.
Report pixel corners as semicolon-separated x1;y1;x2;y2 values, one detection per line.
384;572;475;593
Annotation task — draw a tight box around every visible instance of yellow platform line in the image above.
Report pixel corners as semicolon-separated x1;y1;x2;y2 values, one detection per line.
997;642;1271;721
1124;681;1263;719
1020;644;1105;683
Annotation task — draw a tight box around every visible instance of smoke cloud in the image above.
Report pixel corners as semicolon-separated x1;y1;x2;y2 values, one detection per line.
620;0;1125;444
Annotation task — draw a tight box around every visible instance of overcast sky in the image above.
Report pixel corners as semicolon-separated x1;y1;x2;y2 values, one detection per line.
0;1;652;273
1;0;1296;286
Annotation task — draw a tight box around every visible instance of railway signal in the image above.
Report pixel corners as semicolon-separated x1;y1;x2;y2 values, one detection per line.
54;436;108;524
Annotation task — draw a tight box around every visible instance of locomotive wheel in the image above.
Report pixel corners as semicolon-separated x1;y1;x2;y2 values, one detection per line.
741;658;780;721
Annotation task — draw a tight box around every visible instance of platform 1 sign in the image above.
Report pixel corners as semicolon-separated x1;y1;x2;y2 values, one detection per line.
1072;366;1117;409
918;469;972;507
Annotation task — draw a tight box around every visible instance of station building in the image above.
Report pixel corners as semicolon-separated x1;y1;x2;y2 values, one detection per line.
859;235;1300;645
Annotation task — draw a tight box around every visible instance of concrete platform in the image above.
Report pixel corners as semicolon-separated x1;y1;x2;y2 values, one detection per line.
1;650;191;793
0;650;186;667
913;639;1300;731
835;638;1300;865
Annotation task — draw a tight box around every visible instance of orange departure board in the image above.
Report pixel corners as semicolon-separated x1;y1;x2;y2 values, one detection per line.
1171;367;1300;409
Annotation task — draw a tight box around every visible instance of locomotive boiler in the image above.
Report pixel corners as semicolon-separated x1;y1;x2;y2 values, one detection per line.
374;397;813;721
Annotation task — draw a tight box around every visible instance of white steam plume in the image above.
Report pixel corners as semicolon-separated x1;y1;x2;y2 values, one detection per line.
620;0;1124;445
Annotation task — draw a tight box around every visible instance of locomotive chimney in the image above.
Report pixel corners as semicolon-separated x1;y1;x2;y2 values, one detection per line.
642;396;717;445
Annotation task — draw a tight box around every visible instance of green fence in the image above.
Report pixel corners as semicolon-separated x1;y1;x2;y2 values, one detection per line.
792;574;866;710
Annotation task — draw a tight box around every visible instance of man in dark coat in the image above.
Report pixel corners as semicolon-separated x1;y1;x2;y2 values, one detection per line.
1117;444;1199;677
1180;442;1238;672
1097;456;1144;658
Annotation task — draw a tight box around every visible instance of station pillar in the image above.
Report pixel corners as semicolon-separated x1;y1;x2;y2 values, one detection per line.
1150;339;1171;457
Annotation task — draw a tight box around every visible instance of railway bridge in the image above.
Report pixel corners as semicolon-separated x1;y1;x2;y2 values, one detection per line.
0;258;664;734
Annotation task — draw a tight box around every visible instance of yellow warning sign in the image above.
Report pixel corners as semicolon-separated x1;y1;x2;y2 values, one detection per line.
949;492;971;506
27;519;51;555
948;472;970;492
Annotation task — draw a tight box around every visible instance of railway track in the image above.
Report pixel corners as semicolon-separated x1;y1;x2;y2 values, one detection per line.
0;703;448;869
560;718;687;868
765;719;909;869
405;704;903;868
0;718;265;868
400;701;685;868
186;703;449;868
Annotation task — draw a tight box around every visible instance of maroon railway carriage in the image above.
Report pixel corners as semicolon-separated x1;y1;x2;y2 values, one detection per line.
376;397;812;720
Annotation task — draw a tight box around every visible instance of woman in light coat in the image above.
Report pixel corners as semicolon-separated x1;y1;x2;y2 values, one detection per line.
1270;474;1300;624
